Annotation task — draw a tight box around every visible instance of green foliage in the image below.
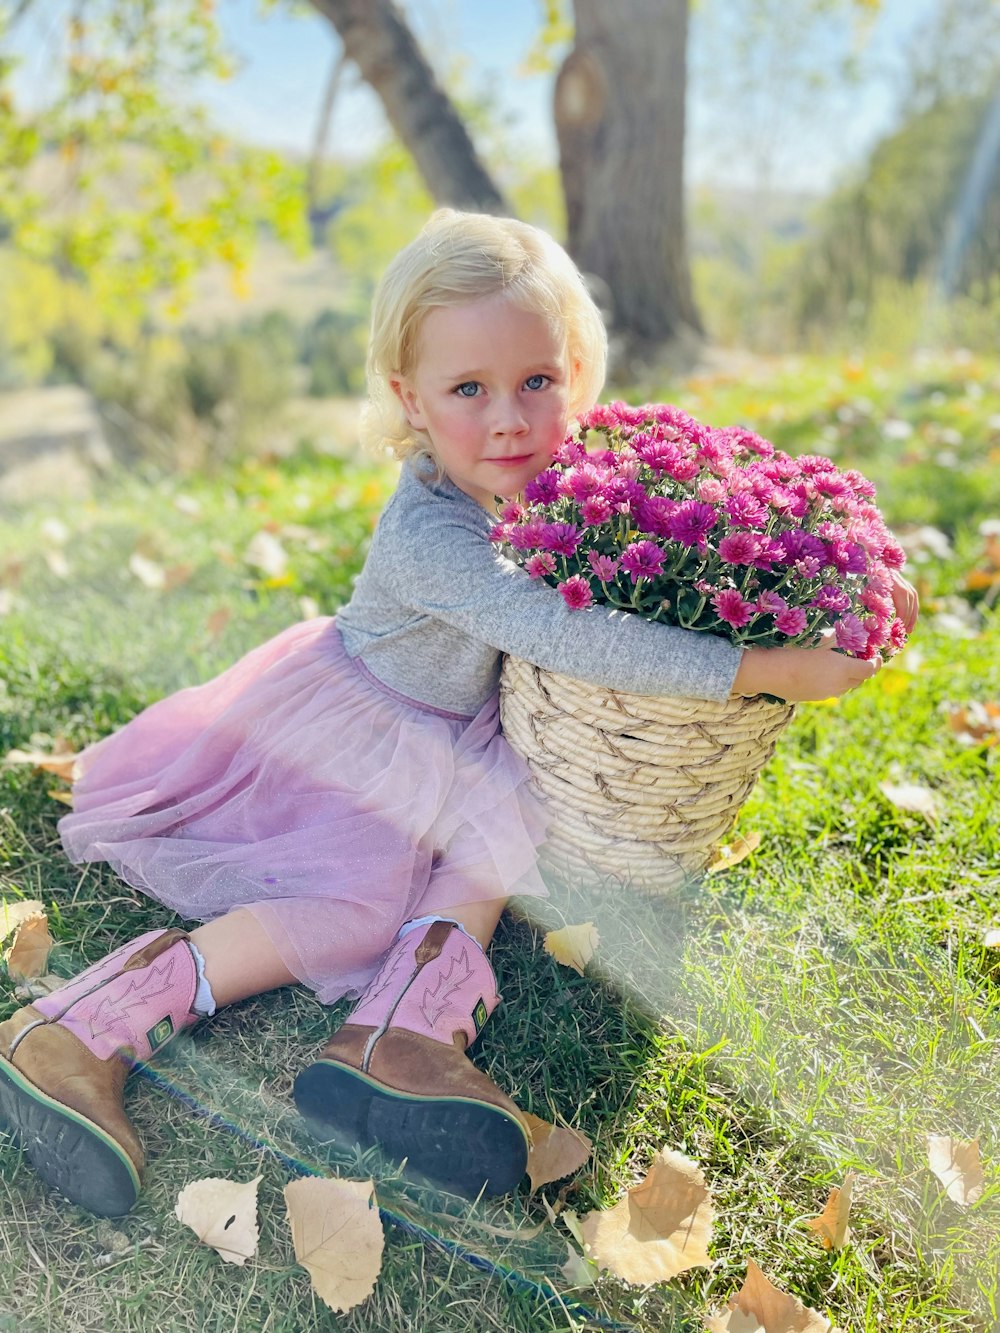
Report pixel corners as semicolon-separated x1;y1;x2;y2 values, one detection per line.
0;1;309;315
300;308;368;397
793;95;1000;344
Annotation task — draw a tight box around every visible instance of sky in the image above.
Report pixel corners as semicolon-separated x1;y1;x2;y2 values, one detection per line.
10;0;942;194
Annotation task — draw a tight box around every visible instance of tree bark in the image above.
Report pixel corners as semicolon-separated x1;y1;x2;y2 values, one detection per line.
308;0;510;215
555;0;702;360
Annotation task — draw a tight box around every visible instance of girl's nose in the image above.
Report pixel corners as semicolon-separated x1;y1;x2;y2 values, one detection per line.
490;396;529;436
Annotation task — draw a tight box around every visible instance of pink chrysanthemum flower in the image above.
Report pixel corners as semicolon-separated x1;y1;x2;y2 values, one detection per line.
881;541;907;570
524;470;561;504
524;552;556;579
489;523;511;544
499;500;525;523
725;492;769;529
756;590;787;615
697;478;726;503
718;531;760;565
712;588;754;628
668;501;716;547
834;613;868;654
508;516;549;551
541;523;582;557
580;495;613;525
620;540;666;581
811;584;852;614
774;605;808;636
635;494;678;539
558;574;593;609
795;556;822;580
888;618;908;650
587;551;620;581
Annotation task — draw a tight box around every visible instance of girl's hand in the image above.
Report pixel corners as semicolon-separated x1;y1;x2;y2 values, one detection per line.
890;569;919;633
732;631;880;703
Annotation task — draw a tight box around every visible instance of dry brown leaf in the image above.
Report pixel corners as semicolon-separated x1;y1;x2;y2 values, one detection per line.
580;1148;712;1285
879;781;939;821
543;922;599;975
14;974;65;1001
175;1176;262;1266
804;1173;855;1250
163;563;195;591
0;899;46;945
927;1135;984;1206
206;607;232;641
706;832;762;874
944;701;1000;748
4;736;79;782
6;914;54;980
705;1260;832;1332
560;1240;597;1289
284;1176;384;1313
522;1112;592;1192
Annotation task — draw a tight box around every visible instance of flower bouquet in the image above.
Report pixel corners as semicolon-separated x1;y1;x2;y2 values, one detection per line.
491;401;908;892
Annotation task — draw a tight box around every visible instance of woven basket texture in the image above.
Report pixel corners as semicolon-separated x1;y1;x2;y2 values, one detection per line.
499;657;795;894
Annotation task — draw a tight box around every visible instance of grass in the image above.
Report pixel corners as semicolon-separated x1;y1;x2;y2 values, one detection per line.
1;349;999;1331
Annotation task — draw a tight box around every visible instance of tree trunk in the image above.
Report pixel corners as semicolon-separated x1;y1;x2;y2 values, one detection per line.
555;0;702;364
308;0;510;215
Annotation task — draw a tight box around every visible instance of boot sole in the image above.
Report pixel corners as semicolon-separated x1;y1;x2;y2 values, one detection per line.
0;1058;140;1217
293;1059;529;1199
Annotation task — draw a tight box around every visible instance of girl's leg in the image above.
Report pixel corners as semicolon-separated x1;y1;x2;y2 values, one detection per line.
437;895;508;949
189;908;298;1007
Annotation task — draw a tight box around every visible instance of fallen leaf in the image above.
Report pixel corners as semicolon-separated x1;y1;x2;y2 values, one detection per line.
944;701;1000;748
6;914;54;980
44;549;70;579
522;1112;592;1192
129;553;166;589
706;832;762;873
879;781;939;821
543;922;599;975
163;563;195;591
175;1176;262;1265
560;1240;597;1289
580;1147;713;1285
206;607;232;641
299;596;321;620
0;899;46;945
705;1260;832;1332
927;1135;983;1206
4;736;79;782
14;974;65;1001
983;928;1000;949
804;1172;855;1250
244;531;288;578
48;789;74;806
284;1176;384;1313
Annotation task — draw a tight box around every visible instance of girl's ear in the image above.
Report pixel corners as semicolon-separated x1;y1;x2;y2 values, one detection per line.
389;375;425;430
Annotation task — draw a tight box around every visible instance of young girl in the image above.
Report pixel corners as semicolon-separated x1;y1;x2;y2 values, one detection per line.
0;209;916;1218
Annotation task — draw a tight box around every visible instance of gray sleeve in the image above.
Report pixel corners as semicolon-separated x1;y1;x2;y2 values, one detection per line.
386;507;743;702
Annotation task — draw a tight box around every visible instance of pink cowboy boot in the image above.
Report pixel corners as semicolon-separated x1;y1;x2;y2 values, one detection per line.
0;928;205;1216
294;919;529;1198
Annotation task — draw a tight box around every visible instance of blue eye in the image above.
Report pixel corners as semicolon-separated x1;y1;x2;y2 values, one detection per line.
455;382;480;397
525;374;548;390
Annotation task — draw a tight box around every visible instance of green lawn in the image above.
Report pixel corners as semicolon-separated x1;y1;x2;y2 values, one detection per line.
1;350;998;1332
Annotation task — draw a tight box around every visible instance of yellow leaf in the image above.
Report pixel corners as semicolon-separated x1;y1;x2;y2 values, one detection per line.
521;1112;592;1192
543;922;599;975
244;531;288;578
706;1259;832;1332
927;1135;984;1206
0;899;46;946
48;789;74;806
580;1148;713;1285
560;1240;597;1289
879;781;939;821
804;1173;855;1250
283;1177;384;1313
4;737;79;782
174;1176;262;1266
706;832;761;874
982;928;1000;949
6;914;54;981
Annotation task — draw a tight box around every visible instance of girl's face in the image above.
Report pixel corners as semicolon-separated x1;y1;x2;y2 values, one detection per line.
391;295;574;511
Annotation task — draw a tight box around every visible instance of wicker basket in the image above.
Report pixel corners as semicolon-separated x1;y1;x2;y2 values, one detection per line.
499;657;795;893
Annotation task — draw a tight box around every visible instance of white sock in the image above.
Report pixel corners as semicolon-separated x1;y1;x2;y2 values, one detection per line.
187;940;218;1017
397;914;474;942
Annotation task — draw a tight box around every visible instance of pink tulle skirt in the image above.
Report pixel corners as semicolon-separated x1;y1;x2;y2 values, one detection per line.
58;618;549;1003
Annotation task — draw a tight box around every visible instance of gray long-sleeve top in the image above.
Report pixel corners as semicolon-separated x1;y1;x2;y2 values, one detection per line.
335;455;744;716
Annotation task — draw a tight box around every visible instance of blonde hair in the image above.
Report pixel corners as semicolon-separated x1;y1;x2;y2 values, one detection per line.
360;209;607;461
